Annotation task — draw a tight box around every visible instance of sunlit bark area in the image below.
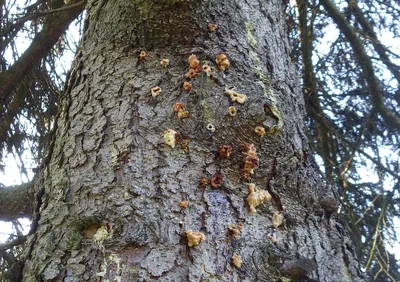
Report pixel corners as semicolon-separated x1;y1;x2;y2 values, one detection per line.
18;0;365;281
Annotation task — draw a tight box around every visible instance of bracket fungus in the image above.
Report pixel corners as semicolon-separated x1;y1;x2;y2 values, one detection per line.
139;50;147;60
173;102;189;119
151;86;162;97
188;54;200;69
228;106;237;117
228;223;243;239
242;143;259;179
160;58;169;67
178;110;189;119
206;123;216;133
216;53;230;71
225;87;247;104
186;230;206;247
202;64;212;76
219;145;233;158
186;68;199;78
247;183;272;213
183;81;192;92
186;54;201;78
255;125;266;137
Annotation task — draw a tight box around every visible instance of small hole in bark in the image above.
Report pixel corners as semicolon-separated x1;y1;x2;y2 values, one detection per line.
83;223;102;239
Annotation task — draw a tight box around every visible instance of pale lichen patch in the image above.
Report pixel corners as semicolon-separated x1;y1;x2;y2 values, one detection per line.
93;225;113;245
245;22;257;48
97;254;122;281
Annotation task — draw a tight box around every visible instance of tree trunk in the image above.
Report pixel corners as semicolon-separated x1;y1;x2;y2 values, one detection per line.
22;0;365;281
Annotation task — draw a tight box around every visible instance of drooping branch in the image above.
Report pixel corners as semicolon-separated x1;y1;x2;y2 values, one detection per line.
297;0;335;182
0;1;86;38
0;78;31;155
349;0;400;85
320;0;400;131
0;235;27;251
0;182;33;221
306;101;400;181
0;0;85;102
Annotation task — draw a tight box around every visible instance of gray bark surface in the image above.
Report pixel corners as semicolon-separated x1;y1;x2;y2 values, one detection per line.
22;0;364;281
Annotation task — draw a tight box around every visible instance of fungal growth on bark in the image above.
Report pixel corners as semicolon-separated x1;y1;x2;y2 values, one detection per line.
188;54;200;69
210;171;223;188
186;68;199;78
254;125;266;137
228;223;243;238
180;136;191;153
151;86;162;97
225;87;247;104
183;81;192;92
206;123;216;133
228;106;237;117
232;254;243;268
242;143;259;179
202;64;212;77
247;183;272;213
216;53;230;71
208;23;217;31
199;177;209;188
173;102;189;119
178;200;189;211
187;54;201;78
164;129;179;148
272;212;284;228
186;230;206;247
219;145;233;158
139;50;147;60
6;1;367;281
160;58;169;67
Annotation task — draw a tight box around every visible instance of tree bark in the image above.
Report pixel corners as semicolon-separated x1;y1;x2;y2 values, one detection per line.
21;0;365;281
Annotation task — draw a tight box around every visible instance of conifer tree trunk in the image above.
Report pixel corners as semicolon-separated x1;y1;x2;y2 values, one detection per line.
22;0;365;281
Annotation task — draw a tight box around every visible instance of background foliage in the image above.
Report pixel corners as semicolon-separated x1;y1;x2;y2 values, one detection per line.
0;0;399;281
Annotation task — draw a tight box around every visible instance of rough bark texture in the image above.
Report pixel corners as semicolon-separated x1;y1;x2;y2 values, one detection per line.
22;0;365;281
